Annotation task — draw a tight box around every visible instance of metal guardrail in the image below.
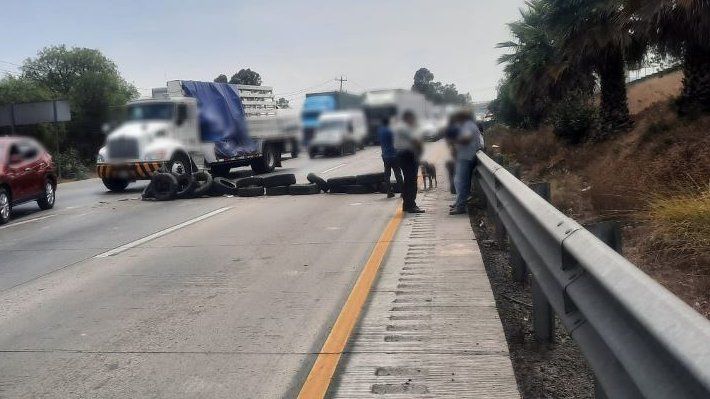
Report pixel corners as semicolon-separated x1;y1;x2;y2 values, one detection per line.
474;151;710;399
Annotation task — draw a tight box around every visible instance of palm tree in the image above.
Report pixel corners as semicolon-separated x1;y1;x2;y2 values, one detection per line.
497;0;594;128
626;0;710;115
543;0;644;134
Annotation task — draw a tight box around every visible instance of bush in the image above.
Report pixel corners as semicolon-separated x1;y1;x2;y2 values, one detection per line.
647;187;710;268
549;91;598;144
56;148;89;180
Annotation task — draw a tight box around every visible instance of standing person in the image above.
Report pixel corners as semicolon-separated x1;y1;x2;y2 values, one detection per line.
395;111;425;214
450;111;484;215
378;118;404;198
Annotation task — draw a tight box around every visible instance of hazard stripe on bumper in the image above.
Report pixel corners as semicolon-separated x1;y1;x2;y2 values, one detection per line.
97;162;164;179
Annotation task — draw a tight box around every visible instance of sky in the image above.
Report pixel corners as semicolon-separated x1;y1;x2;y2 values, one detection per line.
1;0;525;108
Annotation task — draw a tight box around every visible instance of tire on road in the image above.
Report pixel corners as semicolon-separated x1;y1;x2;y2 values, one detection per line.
237;186;265;197
151;173;179;201
175;173;197;199
211;177;239;196
329;185;348;194
327;176;356;188
345;184;377;194
141;181;155;200
191;170;213;197
289;183;321;195
235;176;264;188
307;173;329;193
209;164;232;178
265;185;290;196
262;173;296;188
355;173;385;186
102;178;129;192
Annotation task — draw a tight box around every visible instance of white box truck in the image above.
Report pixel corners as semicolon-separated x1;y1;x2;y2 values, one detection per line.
96;80;299;191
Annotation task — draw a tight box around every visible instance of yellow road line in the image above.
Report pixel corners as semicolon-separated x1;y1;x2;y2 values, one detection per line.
298;206;404;399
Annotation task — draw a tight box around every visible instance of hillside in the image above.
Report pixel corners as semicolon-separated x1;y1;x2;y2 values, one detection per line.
487;100;710;317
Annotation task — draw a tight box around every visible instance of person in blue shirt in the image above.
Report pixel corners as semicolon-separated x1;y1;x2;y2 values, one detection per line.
378;117;404;198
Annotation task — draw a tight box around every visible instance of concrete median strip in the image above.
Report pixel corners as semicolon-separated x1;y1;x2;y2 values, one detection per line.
93;207;231;258
297;204;403;399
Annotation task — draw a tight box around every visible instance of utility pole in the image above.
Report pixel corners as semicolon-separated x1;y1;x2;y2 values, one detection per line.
335;75;348;92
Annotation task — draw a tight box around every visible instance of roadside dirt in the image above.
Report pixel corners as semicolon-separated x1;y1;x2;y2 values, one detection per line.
469;208;596;399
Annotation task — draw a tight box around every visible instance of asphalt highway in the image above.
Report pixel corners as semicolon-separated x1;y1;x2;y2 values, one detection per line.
0;145;419;398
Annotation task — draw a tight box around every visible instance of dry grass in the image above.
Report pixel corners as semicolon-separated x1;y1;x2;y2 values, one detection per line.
487;100;710;317
646;187;710;268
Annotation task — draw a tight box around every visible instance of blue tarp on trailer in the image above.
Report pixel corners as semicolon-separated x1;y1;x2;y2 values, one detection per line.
180;81;257;158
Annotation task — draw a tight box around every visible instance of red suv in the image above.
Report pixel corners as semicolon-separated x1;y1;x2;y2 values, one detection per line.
0;137;57;225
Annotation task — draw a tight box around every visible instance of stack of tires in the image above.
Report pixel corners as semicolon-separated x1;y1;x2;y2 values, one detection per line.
143;170;213;201
326;173;390;195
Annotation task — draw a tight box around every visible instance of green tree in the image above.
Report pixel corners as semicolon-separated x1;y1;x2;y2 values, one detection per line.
214;74;228;83
0;75;52;105
626;0;710;115
543;0;644;134
229;68;262;86
276;97;290;109
411;68;470;105
21;45;138;158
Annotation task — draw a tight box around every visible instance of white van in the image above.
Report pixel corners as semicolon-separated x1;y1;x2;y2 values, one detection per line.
308;111;367;158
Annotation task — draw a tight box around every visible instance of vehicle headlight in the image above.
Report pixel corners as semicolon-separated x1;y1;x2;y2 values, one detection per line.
96;154;105;163
144;150;167;161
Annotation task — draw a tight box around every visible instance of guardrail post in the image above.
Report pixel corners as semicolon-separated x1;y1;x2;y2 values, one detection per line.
528;182;554;343
509;241;527;283
585;221;623;254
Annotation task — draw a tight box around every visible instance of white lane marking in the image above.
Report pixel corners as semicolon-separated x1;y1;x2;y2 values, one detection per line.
0;214;56;230
94;207;231;258
320;163;347;174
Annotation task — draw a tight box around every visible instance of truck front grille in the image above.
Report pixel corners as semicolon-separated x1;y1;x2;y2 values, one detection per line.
107;137;140;160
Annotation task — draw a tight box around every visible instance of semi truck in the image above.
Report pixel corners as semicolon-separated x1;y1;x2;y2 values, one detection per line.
363;89;431;145
301;91;362;145
96;80;299;192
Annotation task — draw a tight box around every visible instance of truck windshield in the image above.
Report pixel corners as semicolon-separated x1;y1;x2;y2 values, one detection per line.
318;120;347;131
126;103;174;121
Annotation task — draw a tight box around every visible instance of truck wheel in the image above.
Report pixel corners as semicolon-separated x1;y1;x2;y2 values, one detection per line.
168;152;192;176
251;144;276;174
37;178;56;210
102;178;129;192
0;188;11;225
151;173;179;201
191;171;213;197
308;148;317;159
290;139;300;158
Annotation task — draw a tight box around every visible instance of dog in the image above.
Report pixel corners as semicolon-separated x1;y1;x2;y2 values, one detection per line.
420;161;437;190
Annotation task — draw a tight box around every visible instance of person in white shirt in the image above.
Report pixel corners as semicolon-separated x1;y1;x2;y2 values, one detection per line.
395;111;425;214
450;111;484;215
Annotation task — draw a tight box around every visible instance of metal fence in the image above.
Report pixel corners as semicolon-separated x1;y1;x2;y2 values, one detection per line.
474;151;710;399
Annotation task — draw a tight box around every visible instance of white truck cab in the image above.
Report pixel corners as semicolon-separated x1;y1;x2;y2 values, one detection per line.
97;80;299;192
308;110;367;158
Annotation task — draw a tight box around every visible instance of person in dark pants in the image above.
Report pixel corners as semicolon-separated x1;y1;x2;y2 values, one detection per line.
394;111;424;214
378;118;403;198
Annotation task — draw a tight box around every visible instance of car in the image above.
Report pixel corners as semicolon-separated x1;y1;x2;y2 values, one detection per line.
0;136;57;224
